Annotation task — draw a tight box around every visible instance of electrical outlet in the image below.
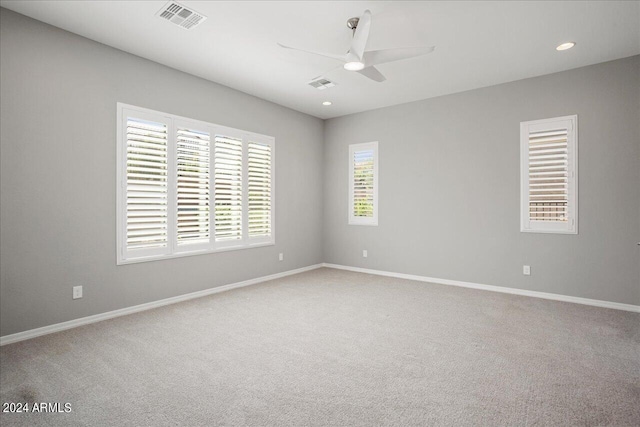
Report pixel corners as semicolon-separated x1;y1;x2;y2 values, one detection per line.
363;250;368;258
278;253;284;261
73;286;83;299
523;265;531;276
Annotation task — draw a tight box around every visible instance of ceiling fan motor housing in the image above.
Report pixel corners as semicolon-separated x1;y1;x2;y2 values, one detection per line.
347;17;359;31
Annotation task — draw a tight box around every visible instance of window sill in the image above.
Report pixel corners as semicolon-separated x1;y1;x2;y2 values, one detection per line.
520;228;577;235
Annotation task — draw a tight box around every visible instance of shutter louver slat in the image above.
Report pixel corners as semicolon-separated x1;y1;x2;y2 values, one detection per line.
215;135;243;241
126;117;168;250
528;128;568;222
177;127;210;246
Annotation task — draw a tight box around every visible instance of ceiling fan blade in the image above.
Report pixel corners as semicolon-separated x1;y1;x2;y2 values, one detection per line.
277;42;345;62
310;64;344;81
348;9;372;62
357;66;386;82
363;46;435;67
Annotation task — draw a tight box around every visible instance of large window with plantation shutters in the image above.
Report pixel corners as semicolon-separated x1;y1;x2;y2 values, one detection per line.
117;103;275;264
520;115;577;234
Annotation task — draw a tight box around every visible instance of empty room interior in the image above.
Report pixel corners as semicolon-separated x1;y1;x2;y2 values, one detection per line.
0;1;639;426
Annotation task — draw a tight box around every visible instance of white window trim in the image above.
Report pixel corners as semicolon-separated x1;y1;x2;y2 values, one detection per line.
348;141;379;226
117;103;275;265
520;114;578;234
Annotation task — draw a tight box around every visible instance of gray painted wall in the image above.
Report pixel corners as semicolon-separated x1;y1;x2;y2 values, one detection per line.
2;8;638;338
324;56;640;305
0;9;324;336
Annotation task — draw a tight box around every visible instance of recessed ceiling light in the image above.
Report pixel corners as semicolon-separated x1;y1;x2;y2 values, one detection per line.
556;42;576;51
322;101;332;106
344;61;365;71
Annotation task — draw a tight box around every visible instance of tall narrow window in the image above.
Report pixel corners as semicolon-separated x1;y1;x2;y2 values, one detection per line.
117;103;275;264
520;115;577;234
349;141;378;226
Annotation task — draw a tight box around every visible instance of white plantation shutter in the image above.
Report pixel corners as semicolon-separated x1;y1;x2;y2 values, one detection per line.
349;142;378;225
353;150;375;217
521;115;577;234
176;126;210;246
117;104;275;264
248;141;273;238
528;129;568;221
125;116;169;252
214;135;243;242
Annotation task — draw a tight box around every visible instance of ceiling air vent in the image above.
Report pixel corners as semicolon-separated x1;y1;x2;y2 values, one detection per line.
308;78;336;90
157;1;207;30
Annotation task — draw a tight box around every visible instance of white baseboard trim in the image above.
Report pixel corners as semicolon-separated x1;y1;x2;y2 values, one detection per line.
322;263;640;313
3;262;636;346
0;264;323;346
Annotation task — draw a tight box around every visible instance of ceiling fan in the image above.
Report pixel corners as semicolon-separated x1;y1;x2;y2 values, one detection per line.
277;9;435;83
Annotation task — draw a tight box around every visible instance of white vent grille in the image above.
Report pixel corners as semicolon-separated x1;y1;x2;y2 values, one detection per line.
308;78;336;90
157;1;207;30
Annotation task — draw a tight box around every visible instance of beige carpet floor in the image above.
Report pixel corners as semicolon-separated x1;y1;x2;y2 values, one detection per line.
1;268;639;426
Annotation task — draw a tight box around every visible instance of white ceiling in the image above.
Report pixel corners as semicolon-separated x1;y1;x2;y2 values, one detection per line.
2;1;639;119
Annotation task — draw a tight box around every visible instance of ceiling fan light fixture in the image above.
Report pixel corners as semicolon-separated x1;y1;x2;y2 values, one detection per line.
556;42;576;51
277;9;434;83
344;61;365;71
